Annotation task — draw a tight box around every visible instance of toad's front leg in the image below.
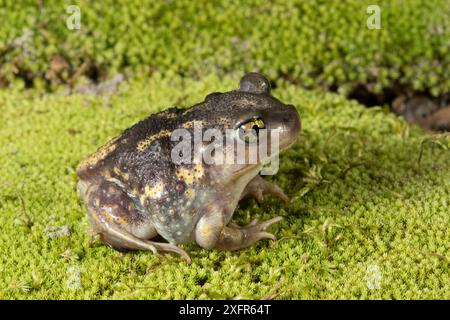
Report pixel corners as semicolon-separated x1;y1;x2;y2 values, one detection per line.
240;175;289;204
194;207;283;251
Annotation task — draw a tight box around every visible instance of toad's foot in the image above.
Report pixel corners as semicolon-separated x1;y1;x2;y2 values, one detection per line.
195;213;283;251
98;226;192;263
227;216;283;241
241;176;289;204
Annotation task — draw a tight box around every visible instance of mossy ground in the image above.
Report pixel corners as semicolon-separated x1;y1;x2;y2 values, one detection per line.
0;74;448;299
1;0;449;96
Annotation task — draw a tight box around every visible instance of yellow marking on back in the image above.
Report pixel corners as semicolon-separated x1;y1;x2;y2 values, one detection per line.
176;164;204;186
182;107;196;115
114;216;129;225
78;137;118;170
140;181;164;203
176;167;194;185
158;108;179;118
136;130;171;152
113;166;130;181
218;117;229;123
194;163;204;180
181;120;203;129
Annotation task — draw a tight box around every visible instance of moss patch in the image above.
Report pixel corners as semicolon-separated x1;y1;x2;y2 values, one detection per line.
1;0;449;95
0;74;449;299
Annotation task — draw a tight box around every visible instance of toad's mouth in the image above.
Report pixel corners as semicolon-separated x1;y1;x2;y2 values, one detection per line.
227;136;300;180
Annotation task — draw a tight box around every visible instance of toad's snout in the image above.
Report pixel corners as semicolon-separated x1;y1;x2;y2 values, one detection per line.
277;104;301;149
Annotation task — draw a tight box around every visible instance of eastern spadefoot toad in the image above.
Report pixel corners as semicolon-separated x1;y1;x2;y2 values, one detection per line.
77;73;301;263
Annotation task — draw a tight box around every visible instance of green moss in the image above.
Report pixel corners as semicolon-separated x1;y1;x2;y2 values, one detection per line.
0;74;448;299
0;0;449;95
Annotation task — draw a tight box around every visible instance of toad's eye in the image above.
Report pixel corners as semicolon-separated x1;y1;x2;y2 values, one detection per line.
236;118;265;143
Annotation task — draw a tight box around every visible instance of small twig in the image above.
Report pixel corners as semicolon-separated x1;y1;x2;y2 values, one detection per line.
423;252;449;262
338;162;366;179
417;133;450;172
146;260;178;274
323;131;343;151
277;235;307;242
261;279;286;300
0;183;32;228
88;233;102;247
67;60;91;88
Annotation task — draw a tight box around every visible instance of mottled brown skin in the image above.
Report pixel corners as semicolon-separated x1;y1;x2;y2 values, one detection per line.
77;73;301;263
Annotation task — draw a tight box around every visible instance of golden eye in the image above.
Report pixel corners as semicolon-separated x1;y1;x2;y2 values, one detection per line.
237;118;265;143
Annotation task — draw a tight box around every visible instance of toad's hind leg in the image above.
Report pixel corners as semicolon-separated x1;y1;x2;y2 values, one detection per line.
79;180;191;263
